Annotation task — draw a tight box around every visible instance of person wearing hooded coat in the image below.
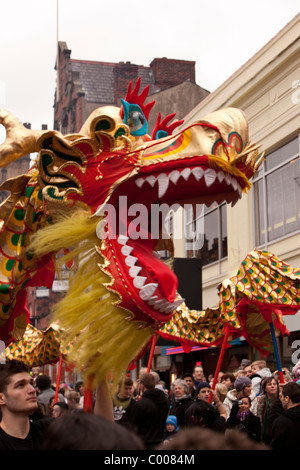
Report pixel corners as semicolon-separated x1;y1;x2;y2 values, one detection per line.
271;382;300;451
223;376;256;419
126;373;169;449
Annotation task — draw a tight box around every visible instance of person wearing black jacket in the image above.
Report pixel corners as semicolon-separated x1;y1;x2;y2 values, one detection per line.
271;382;300;451
226;396;261;442
127;373;169;449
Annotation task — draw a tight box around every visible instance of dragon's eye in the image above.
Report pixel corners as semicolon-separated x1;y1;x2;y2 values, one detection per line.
128;111;145;131
121;99;148;137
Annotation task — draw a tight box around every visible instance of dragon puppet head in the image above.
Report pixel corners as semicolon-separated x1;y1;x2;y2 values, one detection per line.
0;78;263;383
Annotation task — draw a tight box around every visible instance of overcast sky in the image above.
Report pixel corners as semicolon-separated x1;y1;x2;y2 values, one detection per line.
0;0;299;138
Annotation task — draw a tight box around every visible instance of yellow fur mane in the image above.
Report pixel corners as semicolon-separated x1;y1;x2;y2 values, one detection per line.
29;209;153;386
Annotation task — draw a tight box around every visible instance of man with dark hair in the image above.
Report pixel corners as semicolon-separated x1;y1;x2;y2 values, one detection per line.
181;372;196;398
0;360;50;450
127;372;169;449
271;382;300;450
35;374;65;411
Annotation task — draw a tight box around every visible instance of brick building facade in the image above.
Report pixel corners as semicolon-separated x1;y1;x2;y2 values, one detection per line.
54;41;209;134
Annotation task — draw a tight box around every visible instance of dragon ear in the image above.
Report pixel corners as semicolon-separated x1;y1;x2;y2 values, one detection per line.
151;112;184;140
119;77;155;121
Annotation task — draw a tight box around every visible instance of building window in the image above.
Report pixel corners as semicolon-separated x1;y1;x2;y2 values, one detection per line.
253;135;300;246
185;202;227;266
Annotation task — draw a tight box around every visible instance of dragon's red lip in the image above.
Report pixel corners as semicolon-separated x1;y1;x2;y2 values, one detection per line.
134;159;244;208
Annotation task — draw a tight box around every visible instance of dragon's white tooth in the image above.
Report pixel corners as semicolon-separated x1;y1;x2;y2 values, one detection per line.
147;296;158;306
204;169;217;187
224;173;232;185
159;300;172;313
135;178;145;188
231;198;239;207
181;168;191;180
217;171;225;183
157;173;169;198
129;265;142;277
153;251;162;259
125;255;138;267
169;170;180;184
133;276;147;289
192;167;204;181
139;283;158;300
165;298;185;313
153;299;165;310
118;234;129;245
145;175;157;187
237;182;242;196
231;178;238;191
121;245;133;256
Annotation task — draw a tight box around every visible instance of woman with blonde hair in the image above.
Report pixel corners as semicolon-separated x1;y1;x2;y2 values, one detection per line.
214;383;228;403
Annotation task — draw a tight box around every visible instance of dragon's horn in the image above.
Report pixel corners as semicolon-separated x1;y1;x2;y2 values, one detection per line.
0;109;47;168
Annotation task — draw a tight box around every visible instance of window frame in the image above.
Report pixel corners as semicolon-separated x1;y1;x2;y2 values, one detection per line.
252;134;300;248
184;202;228;267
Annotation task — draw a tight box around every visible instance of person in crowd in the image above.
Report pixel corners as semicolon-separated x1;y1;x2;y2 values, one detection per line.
112;375;136;426
0;360;52;449
75;379;85;407
226;396;261;442
181;372;196;398
273;367;293;383
240;359;252;369
42;410;144;450
244;365;253;377
221;373;236;390
217;371;225;383
156;380;169;398
65;390;82;413
169;379;194;428
195;381;211;402
251;376;280;444
234;370;247;378
35;374;65;412
126;372;169;449
188;382;227;429
45;395;60;416
192;364;207;388
0;359;116;449
292;359;300;382
163;415;179;442
52;401;69;418
250;360;272;396
271;382;300;450
223;376;255;418
184;400;226;433
214;383;228;403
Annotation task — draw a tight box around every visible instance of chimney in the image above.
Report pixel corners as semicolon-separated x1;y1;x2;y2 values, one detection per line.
150;58;195;91
113;62;139;105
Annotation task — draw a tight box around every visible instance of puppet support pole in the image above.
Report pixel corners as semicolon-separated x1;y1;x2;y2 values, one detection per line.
269;321;285;384
83;375;94;413
54;354;63;404
208;325;230;403
147;334;157;372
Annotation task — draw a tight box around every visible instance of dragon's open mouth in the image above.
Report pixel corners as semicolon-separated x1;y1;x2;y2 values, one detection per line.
100;152;248;326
